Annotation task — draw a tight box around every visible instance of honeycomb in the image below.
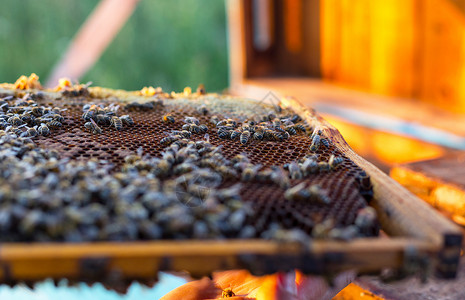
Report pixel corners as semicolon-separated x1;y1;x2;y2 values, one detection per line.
0;80;378;243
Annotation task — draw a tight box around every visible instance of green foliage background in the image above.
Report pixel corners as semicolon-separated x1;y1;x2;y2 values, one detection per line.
0;0;228;92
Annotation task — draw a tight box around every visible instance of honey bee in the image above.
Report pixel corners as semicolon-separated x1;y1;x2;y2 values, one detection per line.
82;109;95;121
197;104;208;115
230;129;241;140
226;118;237;127
218;129;231;139
328;226;359;241
199;124;208;133
272;118;281;128
111;116;123;131
188;123;200;134
52;114;64;123
174;163;199;177
310;134;320;151
9;126;24;136
253;131;264;140
119;115;134;126
311;128;323;139
90;118;103;134
38;123;50;136
216;119;228;127
301;158;318;175
263;129;275;141
222;288;235;298
231;153;249;164
288;162;303;179
312;219;336;239
8;116;23;126
184;116;200;125
216;165;239;179
196;84;206;95
0;101;9;112
308;184;331;204
318;161;330;172
160;135;179;145
328;154;344;169
210;115;219;125
173;138;190;147
284;183;310;201
95;114;111;125
171;130;191;138
241;164;262;181
51;107;62;114
27;126;38;137
291;114;301;123
215;183;242;202
355;206;378;235
294;124;306;133
285;125;297;135
162;114;175;123
82;103;92;111
321;138;330;148
240;130;251;144
47;120;62;128
276;131;290;141
31;107;44;117
84;121;93;132
8;106;24;114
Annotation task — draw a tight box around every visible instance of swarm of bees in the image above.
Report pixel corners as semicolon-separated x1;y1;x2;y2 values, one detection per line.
82;103;134;134
0;94;66;138
60;81;91;97
210;113;308;145
0;82;378;244
125;99;164;111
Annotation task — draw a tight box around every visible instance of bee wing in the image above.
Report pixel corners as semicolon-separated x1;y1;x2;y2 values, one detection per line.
136;147;144;157
90;118;99;127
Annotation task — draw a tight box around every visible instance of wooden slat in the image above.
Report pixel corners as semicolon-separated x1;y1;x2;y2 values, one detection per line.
369;0;418;98
0;239;434;282
320;0;342;81
226;0;246;88
391;153;465;220
421;0;465;113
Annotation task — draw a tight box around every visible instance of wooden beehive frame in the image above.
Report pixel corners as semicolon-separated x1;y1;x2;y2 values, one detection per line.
0;86;461;284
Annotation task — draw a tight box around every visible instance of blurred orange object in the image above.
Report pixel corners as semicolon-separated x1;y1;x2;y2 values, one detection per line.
161;269;355;300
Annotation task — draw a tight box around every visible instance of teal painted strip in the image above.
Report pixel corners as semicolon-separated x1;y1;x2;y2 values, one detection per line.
314;104;465;150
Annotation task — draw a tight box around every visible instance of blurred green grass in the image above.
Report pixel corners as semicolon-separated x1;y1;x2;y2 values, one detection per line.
0;0;228;92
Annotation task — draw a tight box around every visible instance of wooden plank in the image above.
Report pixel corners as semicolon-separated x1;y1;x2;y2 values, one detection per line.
0;239;434;282
320;0;342;81
226;0;247;88
303;0;321;77
421;0;465;113
391;152;465;220
369;0;418;98
339;0;371;88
